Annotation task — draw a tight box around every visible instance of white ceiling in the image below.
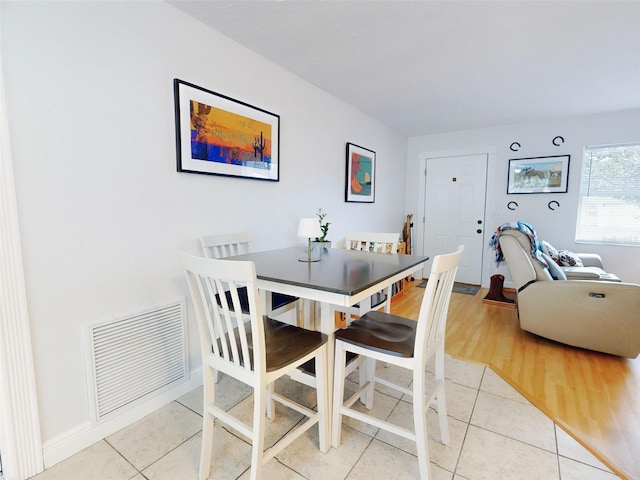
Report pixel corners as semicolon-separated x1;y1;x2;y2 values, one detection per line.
169;1;640;136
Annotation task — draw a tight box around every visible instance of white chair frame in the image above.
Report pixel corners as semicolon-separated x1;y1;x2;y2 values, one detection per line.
183;254;330;480
331;246;463;479
335;232;401;322
199;232;301;320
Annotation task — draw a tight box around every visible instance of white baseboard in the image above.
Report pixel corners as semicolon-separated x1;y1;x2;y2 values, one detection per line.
42;367;203;469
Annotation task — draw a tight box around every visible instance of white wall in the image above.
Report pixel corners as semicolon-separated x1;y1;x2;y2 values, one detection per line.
406;108;640;287
1;0;407;463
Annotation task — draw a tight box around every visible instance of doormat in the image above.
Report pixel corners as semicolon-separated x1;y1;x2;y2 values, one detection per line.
416;281;480;296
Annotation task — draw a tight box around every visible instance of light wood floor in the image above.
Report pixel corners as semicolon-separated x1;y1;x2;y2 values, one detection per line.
391;280;640;480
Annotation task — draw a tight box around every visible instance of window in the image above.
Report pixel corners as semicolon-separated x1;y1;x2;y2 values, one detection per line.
576;143;640;245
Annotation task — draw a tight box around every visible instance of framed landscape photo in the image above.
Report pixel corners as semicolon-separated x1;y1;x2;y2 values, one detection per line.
173;78;280;181
345;142;376;203
507;155;570;194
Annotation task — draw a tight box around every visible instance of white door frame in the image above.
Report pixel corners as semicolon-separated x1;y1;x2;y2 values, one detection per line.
415;146;497;288
0;62;44;479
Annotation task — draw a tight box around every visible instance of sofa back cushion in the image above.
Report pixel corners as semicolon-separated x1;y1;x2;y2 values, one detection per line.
541;252;567;280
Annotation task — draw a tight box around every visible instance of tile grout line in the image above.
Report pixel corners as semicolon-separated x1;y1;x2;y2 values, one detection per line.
102;438;145;479
450;365;486;478
341;385;403;479
555;424;563;480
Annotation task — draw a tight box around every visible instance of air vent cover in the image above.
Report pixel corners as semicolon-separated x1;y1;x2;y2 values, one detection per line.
88;301;187;419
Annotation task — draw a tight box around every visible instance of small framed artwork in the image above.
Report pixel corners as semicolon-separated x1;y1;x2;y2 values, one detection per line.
173;78;279;181
345;142;376;203
507;155;570;194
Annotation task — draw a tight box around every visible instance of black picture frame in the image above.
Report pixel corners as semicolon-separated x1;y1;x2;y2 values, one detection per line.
345;142;376;203
507;155;570;194
173;79;280;181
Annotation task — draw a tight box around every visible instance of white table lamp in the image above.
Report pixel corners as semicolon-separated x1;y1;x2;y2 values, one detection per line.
297;217;322;262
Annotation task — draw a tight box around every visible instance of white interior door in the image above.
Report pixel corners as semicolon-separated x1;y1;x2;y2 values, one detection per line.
423;154;488;285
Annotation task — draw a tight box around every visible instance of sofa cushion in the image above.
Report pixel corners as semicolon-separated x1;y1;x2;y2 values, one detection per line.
541;252;567;280
541;240;560;264
557;250;584;267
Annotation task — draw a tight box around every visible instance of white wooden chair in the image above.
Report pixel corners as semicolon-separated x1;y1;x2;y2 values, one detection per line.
199;233;301;320
334;232;401;324
183;254;330;480
331;246;463;479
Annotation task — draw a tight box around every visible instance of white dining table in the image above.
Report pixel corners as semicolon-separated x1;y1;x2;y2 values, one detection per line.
229;245;429;439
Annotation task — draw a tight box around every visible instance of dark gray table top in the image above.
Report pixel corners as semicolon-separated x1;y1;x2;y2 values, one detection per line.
230;247;428;296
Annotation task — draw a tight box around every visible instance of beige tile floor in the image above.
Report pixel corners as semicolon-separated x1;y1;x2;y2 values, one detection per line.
29;356;620;480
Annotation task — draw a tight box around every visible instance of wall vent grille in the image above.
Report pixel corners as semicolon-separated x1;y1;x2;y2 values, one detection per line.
88;301;187;419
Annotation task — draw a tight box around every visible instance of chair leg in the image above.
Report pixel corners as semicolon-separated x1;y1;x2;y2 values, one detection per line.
199;413;214;480
413;367;433;480
331;341;348;448
361;357;376;409
265;382;274;420
250;383;267;480
435;344;449;445
199;367;215;480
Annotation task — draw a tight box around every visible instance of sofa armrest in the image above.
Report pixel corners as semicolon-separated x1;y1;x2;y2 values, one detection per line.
517;280;640;358
575;253;605;269
561;266;620;281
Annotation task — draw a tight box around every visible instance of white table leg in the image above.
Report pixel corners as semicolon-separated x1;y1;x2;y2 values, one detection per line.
258;289;268;314
318;300;334;444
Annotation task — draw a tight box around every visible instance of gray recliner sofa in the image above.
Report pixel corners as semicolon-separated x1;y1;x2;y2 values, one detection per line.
498;229;640;358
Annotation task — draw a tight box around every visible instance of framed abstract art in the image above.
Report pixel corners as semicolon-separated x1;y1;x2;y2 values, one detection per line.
174;79;280;181
345;142;375;203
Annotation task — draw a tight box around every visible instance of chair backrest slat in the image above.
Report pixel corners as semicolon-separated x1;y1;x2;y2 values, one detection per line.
183;254;265;374
227;277;253;369
201;276;227;360
215;276;244;366
345;232;400;254
200;232;253;259
415;246;463;363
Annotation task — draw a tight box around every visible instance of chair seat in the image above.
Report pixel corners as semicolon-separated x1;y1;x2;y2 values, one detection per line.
335;310;416;358
263;318;328;371
222;317;327;372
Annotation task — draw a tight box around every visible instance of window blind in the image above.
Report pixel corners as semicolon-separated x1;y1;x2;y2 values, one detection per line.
576;143;640;245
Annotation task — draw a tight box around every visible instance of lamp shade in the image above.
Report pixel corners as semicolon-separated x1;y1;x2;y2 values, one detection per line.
297;217;322;238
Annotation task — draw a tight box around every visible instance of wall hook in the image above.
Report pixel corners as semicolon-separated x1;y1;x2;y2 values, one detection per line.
548;200;560;210
552;136;564;146
507;201;518;210
509;142;521;152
